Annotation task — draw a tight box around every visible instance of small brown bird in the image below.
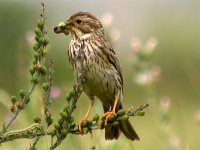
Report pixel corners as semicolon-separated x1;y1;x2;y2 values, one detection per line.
54;12;139;141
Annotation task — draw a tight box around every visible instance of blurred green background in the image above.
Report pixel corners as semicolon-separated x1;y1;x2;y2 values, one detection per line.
0;0;199;150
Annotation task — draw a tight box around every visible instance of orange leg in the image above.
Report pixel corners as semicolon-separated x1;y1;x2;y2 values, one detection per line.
102;92;120;126
78;100;94;133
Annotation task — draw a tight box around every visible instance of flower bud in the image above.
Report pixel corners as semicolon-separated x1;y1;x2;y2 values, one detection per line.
42;83;49;91
99;120;104;129
34;27;41;35
16;101;23;110
92;114;100;122
33;43;40;51
34;117;41;123
82;127;89;134
122;115;129;121
10;96;17;104
10;105;15;113
82;120;88;127
112;121;119;126
107;114;116;123
29;67;35;76
34;52;40;59
137;111;145;116
61;129;68;138
31;76;39;84
37;19;44;29
117;109;125;116
19;89;26;99
39;66;47;75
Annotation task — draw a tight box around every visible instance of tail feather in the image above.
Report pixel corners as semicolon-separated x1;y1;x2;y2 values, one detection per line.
103;104;139;141
119;119;140;141
105;125;121;140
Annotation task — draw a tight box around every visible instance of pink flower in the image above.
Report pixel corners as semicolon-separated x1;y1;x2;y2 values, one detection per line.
111;29;120;42
194;110;200;122
25;31;35;45
130;37;142;53
159;96;170;112
50;86;61;99
146;37;158;51
101;13;113;26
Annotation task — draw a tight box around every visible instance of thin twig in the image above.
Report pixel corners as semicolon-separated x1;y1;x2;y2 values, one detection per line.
2;84;37;133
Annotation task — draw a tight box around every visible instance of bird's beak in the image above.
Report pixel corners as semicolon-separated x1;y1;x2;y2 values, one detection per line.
54;20;72;35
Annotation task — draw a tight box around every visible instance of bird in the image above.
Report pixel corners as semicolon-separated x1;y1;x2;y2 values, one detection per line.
54;12;139;141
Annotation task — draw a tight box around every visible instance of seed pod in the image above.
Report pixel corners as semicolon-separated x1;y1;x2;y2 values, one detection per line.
10;96;17;104
65;93;71;102
19;89;26;99
137;111;145;116
39;37;45;44
33;43;40;51
34;63;41;71
42;48;48;56
34;117;41;123
58;118;64;125
82;120;88;127
69;117;74;124
63;106;69;112
61;129;68;138
29;67;35;76
117;109;125;116
35;36;40;42
112;121;119;127
61;112;68;119
99;120;104;129
50;130;56;137
34;27;41;35
31;76;39;84
34;52;40;59
107;114;116;123
122;115;129;121
10;105;15;113
69;89;75;96
54;123;60;130
26;97;30;104
16;101;23;110
39;66;47;75
92;114;100;122
37;19;44;29
32;59;37;65
44;38;49;46
70;123;76;129
82;127;89;134
47;117;53;126
42;83;49;91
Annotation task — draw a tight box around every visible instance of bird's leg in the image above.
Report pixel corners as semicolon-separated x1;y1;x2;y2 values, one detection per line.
102;92;119;126
78;97;94;134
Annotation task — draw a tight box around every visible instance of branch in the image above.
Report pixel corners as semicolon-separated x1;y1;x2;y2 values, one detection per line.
0;103;149;145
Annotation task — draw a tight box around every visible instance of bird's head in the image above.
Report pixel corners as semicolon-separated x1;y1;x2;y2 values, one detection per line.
54;12;103;38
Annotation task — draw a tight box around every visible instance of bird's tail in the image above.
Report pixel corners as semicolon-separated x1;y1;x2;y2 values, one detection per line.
104;105;139;141
119;119;139;141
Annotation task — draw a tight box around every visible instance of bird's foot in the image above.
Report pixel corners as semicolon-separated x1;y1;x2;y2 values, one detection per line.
102;110;117;126
78;118;91;134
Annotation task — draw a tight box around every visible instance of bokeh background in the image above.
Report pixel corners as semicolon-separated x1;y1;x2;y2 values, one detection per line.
0;0;200;149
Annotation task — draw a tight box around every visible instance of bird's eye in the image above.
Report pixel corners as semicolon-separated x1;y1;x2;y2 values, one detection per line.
76;19;82;24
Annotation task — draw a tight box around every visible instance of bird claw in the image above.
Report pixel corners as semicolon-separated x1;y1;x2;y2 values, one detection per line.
78;118;91;134
102;111;117;126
